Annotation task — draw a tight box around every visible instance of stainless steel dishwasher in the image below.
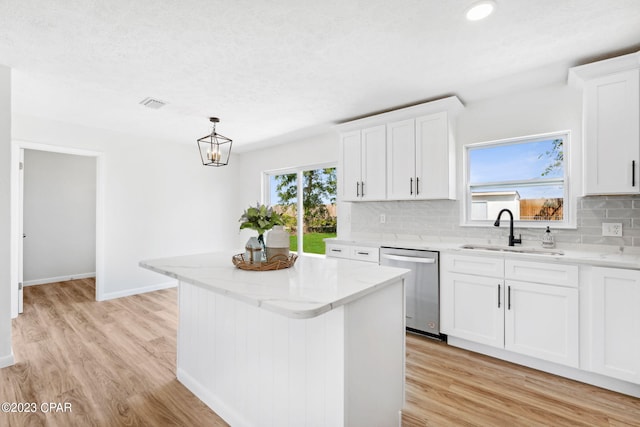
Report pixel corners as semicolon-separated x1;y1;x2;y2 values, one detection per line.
380;247;444;340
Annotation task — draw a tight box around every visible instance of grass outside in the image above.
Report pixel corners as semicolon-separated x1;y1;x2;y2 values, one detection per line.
290;232;337;255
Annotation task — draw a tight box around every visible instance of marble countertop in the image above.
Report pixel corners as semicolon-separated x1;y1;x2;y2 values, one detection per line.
140;252;409;319
327;238;640;270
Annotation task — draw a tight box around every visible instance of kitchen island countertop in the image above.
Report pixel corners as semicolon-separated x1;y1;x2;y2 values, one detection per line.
140;251;409;319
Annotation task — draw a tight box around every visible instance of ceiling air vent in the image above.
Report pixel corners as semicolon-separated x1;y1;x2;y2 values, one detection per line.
139;97;166;109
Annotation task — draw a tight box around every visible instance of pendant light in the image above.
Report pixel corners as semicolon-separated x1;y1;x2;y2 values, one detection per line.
197;117;233;167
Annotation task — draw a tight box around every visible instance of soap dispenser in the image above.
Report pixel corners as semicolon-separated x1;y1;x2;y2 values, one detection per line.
542;226;555;248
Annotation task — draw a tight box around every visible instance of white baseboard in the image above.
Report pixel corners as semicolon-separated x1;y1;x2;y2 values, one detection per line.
24;272;96;286
98;280;177;301
0;351;15;368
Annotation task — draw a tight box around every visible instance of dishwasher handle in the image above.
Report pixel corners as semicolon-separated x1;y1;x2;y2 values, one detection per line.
381;253;436;264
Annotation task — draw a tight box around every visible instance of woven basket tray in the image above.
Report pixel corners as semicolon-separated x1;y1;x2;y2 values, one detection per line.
232;253;298;271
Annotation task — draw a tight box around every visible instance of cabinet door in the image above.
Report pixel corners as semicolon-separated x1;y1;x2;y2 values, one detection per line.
441;271;504;348
590;267;640;384
415;112;454;199
584;69;640;195
361;125;387;201
386;119;416;200
504;280;579;367
340;130;362;201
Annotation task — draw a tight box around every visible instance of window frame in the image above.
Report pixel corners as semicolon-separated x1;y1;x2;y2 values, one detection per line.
263;161;338;255
462;131;574;229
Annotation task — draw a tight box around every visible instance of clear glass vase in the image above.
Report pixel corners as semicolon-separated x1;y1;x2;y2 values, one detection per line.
245;236;263;264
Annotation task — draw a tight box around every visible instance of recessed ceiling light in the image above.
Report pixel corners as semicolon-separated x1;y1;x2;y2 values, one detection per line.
465;0;496;21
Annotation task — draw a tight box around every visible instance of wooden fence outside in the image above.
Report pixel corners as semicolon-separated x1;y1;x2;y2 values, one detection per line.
520;198;563;221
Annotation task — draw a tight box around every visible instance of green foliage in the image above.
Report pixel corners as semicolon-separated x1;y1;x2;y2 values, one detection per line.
539;138;564;177
289;232;337;255
238;203;283;235
274;168;337;231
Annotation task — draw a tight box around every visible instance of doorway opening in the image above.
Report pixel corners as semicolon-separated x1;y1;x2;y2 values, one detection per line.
10;141;104;318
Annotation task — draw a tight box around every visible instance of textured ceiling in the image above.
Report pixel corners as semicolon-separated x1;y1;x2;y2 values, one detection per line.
0;0;639;151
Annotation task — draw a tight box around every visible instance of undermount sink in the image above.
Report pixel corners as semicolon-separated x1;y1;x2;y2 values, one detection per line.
460;244;564;256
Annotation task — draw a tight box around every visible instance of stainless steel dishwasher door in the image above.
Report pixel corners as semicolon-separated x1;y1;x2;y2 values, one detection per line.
380;247;441;339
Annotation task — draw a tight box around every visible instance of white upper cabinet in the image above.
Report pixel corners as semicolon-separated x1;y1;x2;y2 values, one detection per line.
387;113;453;199
339;125;386;201
569;52;640;195
340;130;363;201
386;119;416;199
337;96;463;202
416;112;453;199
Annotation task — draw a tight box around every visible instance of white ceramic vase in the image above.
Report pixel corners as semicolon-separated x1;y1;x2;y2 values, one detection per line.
266;226;290;261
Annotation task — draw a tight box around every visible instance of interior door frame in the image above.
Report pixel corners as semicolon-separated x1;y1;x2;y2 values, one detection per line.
10;140;104;317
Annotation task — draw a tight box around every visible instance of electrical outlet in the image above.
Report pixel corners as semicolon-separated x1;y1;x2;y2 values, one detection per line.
602;223;623;237
380;214;386;224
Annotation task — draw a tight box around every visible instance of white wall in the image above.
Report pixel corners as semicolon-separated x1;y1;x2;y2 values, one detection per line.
457;82;583;202
0;65;13;367
13;114;241;300
236;132;339;247
23;150;96;284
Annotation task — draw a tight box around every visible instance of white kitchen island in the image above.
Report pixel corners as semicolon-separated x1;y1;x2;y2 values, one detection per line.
140;252;409;427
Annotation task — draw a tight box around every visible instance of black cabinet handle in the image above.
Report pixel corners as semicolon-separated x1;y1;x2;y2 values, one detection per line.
498;284;501;308
331;248;342;253
633;161;636;187
361;181;365;197
507;286;511;310
410;178;413;195
356;251;370;255
416;177;420;195
356;182;360;197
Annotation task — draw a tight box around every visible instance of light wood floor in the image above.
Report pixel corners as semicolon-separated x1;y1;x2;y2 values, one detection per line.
2;280;639;426
1;279;227;427
403;334;640;426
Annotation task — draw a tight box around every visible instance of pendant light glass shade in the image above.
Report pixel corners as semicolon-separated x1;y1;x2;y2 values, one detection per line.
197;117;232;167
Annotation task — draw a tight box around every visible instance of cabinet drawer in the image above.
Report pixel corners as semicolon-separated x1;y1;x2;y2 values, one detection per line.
326;244;351;259
351;246;380;263
443;254;504;277
505;259;578;288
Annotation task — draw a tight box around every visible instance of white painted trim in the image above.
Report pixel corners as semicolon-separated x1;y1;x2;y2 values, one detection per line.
461;130;575;229
0;352;15;369
335;96;464;132
10;140;104;318
9;145;20;318
568;50;640;88
23;272;96;287
98;280;177;301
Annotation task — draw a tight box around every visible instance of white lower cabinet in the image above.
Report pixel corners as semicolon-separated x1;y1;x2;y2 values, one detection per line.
441;272;503;348
442;254;579;367
588;267;640;384
325;243;380;263
504;279;579;367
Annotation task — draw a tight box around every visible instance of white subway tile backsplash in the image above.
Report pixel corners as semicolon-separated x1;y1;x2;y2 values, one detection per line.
348;195;640;247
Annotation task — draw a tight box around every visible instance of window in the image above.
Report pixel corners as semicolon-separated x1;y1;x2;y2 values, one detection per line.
464;132;570;227
265;164;337;255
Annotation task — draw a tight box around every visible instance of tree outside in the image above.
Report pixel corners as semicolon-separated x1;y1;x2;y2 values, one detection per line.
271;168;337;254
